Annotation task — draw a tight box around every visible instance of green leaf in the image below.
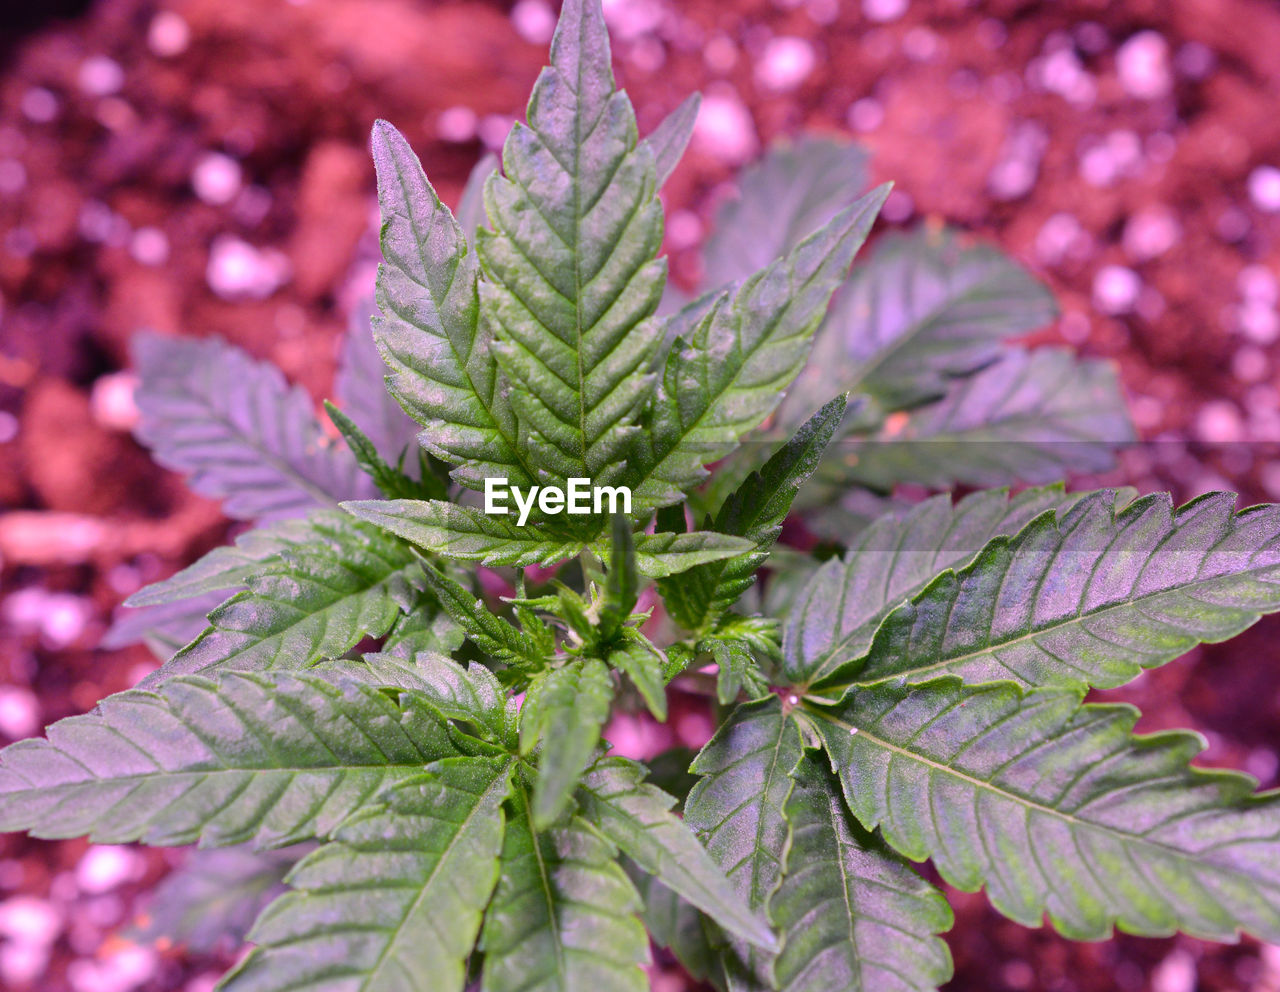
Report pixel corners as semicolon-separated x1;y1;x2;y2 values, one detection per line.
477;0;665;490
599;515;639;641
629;869;722;986
772;754;953;992
629;186;889;512
131;846;294;954
480;782;649;992
521;658;614;829
702;136;871;290
143;513;420;686
344;498;585;566
124;518;316;608
784;486;1089;686
641;93;700;186
780;226;1057;422
810;678;1280;942
820;491;1280;694
609;638;667;720
0;672;456;848
685;698;804;988
705;637;768;705
132;334;372;520
578;756;777;951
335;296;423;466
631;531;756;578
371;120;532;490
321;652;515;745
381;592;466;657
813;348;1132;495
224;756;512;992
325;401;445;500
660;395;846;632
419;562;548;666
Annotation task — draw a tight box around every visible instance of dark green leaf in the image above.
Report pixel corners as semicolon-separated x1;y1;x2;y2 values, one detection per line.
822;491;1280;693
344;498;585;566
0;672;456;848
480;781;649;992
578;756;777;951
784;486;1088;686
224;756;512;992
371;120;532;490
660;395;846;632
477;0;665;491
772;754;952;992
521;658;614;829
629;186;889;512
143;513;420;686
811;678;1280;942
684;698;804;988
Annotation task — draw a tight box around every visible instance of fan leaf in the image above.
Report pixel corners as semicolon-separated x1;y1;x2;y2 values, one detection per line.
810;678;1280;942
477;0;665;492
0;672;457;848
772;754;953;992
819;490;1280;693
480;783;649;992
224;756;513;992
577;756;777;951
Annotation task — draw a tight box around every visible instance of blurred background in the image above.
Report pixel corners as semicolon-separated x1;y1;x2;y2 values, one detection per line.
1;0;1280;989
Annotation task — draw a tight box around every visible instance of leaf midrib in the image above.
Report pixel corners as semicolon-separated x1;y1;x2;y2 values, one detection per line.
807;706;1270;886
361;760;511;991
818;559;1280;692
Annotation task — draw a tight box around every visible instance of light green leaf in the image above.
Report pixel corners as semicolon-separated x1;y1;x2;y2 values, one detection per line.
772;754;953;992
480;783;649;992
784;486;1089;686
578;756;777;952
343;498;584;566
0;672;456;848
641;93;700;186
521;658;614;829
780;226;1057;422
629;186;889;512
143;513;420;686
819;490;1280;693
371;120;531;490
630;531;756;578
660;394;846;632
685;698;804;988
702;136;871;290
811;678;1280;942
477;0;665;490
223;756;512;992
812;348;1132;495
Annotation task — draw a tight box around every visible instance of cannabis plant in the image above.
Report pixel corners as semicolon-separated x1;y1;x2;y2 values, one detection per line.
5;2;1280;990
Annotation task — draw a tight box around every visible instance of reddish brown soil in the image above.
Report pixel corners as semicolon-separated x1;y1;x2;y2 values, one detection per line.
2;1;1280;990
